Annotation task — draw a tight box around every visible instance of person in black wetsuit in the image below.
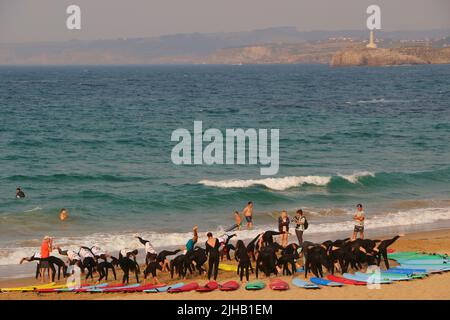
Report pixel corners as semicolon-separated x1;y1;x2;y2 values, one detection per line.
16;188;25;199
135;236;158;266
156;249;181;272
219;233;236;261
205;232;220;281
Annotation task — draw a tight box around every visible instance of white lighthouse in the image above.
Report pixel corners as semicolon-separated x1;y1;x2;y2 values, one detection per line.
366;30;377;49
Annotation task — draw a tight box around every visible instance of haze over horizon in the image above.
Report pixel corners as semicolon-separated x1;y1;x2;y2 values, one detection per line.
1;0;450;44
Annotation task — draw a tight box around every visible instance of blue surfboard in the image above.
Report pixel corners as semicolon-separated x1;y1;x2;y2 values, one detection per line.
355;271;411;281
144;282;185;293
87;283;141;293
310;277;343;287
291;278;320;289
343;273;392;284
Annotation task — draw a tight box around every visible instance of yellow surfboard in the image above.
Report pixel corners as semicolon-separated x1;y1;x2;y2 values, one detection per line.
1;282;57;292
218;263;238;272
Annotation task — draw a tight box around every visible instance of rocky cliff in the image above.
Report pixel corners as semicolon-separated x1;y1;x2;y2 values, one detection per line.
330;47;450;67
201;42;354;64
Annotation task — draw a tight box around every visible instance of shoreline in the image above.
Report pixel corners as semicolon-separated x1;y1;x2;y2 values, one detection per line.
1;228;449;300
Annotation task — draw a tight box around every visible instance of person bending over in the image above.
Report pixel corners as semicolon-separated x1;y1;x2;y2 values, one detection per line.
136;235;158;266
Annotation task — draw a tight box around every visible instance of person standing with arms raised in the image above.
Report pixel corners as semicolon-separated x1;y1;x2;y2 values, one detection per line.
242;201;254;230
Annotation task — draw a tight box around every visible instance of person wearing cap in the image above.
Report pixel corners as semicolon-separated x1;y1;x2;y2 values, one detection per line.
40;236;54;283
352;204;365;240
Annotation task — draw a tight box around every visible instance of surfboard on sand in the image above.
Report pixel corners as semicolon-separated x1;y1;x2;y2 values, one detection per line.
55;283;109;292
310;277;343;287
89;283;141;293
343;273;392;284
219;280;240;291
196;281;219;292
106;283;167;293
168;282;199;293
218;263;238;272
326;274;365;286
245;280;266;290
269;279;289;290
144;283;185;293
1;282;57;292
291;278;320;289
355;271;411;281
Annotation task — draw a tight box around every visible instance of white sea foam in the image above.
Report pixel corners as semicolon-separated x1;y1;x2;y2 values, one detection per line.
346;98;417;105
199;172;375;191
199;176;331;191
1;207;449;266
337;171;375;183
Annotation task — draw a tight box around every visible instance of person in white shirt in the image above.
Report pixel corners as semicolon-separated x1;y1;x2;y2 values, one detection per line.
352;204;365;240
136;236;158;266
55;247;82;266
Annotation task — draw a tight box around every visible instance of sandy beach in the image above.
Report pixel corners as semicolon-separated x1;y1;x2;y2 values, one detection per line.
1;228;449;300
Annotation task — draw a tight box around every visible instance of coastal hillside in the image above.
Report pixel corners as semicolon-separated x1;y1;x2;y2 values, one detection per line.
201;41;356;64
330;47;450;67
1;27;449;65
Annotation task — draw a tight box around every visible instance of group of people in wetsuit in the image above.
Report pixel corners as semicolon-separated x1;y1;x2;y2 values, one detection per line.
19;202;383;285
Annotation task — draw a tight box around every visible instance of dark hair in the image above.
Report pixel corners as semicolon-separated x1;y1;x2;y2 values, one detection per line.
234;211;239;215
296;209;303;214
207;232;213;237
357;204;363;208
248;201;253;205
16;188;21;191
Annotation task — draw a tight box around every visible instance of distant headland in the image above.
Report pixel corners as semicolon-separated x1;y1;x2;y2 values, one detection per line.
1;27;449;66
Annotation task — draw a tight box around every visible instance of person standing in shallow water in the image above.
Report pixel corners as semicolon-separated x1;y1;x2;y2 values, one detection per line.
242;201;254;230
59;208;69;221
352;204;365;240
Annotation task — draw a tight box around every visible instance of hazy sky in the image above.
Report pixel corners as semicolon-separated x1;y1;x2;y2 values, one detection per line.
1;0;449;43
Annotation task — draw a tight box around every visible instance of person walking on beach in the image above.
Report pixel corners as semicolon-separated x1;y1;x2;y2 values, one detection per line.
292;209;306;246
39;236;53;283
352;204;365;240
242;201;254;230
205;232;220;280
278;210;290;247
16;187;25;199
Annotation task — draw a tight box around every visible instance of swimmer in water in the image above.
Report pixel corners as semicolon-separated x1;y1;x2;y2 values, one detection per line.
16;188;25;199
59;208;69;221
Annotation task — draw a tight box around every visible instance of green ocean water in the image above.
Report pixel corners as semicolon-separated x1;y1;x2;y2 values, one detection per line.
0;64;449;266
